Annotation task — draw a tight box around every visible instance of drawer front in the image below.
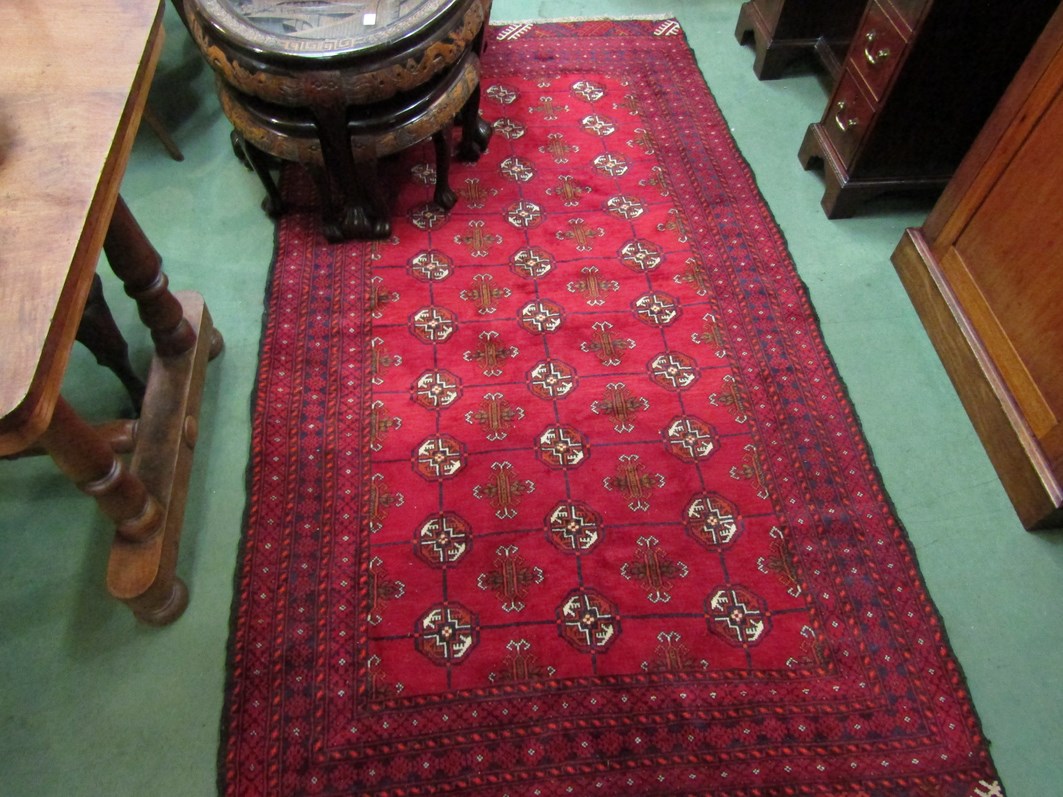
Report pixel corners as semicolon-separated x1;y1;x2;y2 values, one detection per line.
852;0;907;102
823;70;872;166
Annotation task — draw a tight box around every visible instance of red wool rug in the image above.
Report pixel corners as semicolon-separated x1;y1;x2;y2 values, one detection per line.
221;19;1002;797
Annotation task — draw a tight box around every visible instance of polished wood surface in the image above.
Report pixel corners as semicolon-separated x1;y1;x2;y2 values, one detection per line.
0;0;221;621
892;4;1063;529
0;1;166;452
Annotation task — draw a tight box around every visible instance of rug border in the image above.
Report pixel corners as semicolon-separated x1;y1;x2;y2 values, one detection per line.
216;203;284;797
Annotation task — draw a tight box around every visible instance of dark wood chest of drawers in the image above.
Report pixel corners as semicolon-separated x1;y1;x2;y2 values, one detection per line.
735;0;866;80
798;0;1060;218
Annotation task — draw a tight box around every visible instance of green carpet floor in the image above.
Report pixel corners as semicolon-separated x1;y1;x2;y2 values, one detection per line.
1;2;1060;794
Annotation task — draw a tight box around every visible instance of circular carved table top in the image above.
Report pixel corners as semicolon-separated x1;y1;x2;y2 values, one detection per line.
191;0;460;60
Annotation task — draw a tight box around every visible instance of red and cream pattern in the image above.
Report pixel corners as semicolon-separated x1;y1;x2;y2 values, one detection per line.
223;19;1002;797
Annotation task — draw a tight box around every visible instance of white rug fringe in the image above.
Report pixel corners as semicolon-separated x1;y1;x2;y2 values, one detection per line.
492;14;677;24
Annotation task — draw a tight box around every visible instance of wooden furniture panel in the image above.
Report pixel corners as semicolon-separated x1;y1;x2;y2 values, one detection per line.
892;4;1063;529
735;0;866;80
959;99;1063;434
800;0;1060;218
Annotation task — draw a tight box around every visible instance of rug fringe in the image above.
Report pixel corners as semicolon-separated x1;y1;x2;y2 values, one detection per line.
493;16;681;41
493;14;678;24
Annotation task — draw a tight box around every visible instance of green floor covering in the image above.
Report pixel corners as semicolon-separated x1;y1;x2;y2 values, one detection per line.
1;2;1060;794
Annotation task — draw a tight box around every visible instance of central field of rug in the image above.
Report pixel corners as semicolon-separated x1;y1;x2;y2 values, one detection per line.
221;18;1001;797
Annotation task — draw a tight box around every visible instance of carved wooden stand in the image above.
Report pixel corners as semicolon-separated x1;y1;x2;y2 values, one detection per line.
184;0;493;241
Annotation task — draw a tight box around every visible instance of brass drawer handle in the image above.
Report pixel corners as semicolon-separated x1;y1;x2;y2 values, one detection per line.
834;100;859;132
864;30;891;66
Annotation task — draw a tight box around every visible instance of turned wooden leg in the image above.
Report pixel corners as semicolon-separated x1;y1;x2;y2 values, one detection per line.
68;200;217;627
104;196;196;358
77;273;147;413
432;130;458;210
38;397;163;544
37;397;188;625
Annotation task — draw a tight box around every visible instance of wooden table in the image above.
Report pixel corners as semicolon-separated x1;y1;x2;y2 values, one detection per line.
0;0;220;624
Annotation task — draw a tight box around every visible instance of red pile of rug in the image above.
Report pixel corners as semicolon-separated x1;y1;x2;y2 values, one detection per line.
221;18;1001;796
